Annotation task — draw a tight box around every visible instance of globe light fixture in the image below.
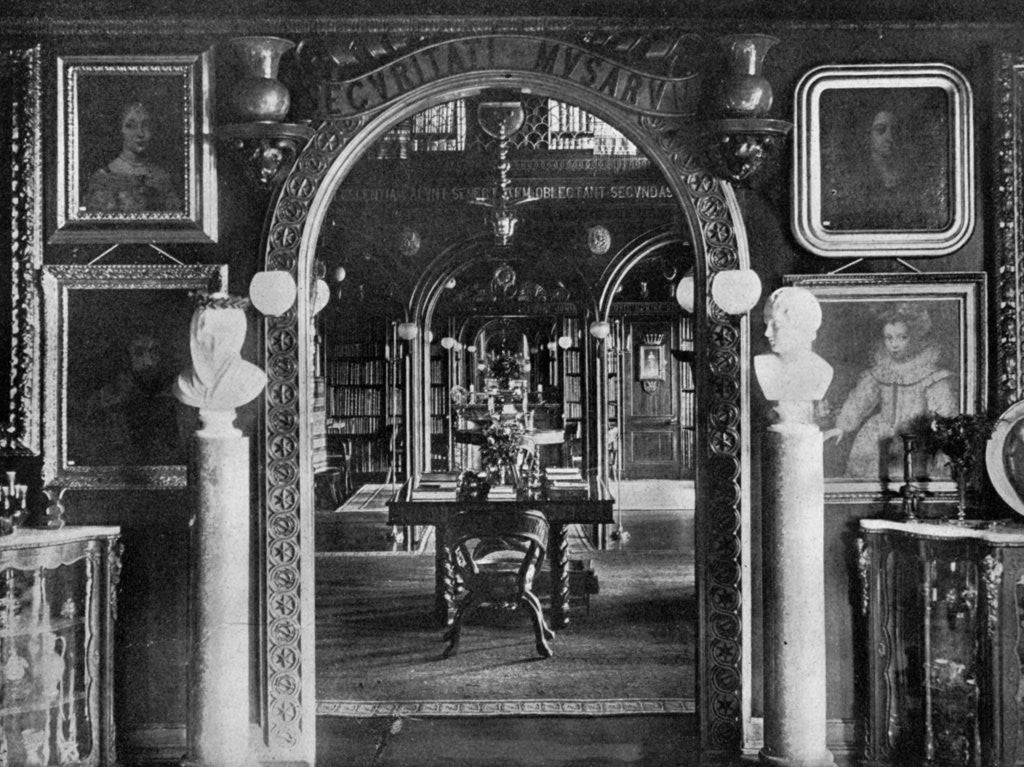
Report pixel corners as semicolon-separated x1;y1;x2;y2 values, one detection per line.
248;270;297;317
675;273;696;314
589;320;611;339
557;335;573;350
397;321;419;341
440;336;457;350
711;268;762;315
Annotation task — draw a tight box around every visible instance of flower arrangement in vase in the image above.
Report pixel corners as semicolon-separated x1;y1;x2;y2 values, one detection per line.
930;412;996;523
479;418;525;486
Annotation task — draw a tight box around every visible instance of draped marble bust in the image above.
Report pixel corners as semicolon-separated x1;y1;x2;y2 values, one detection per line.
174;294;267;433
754;286;833;425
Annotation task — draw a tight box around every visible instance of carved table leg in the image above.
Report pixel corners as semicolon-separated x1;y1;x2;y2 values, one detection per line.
434;524;454;627
550;522;570;629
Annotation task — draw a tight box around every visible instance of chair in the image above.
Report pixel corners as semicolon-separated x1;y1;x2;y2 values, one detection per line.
442;509;554;659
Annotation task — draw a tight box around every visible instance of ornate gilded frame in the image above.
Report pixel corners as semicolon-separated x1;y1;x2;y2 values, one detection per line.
41;264;226;490
786;272;986;500
52;52;217;244
1;46;42;456
253;33;751;765
792;63;975;258
994;54;1024;412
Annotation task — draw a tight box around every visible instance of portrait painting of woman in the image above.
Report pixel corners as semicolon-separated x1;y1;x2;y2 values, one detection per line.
56;54;217;243
83;100;183;214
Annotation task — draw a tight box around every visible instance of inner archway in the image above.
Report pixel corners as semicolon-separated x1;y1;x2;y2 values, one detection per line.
255;41;751;763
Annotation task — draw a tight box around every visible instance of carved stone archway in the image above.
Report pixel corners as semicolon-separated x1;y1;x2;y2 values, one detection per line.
256;31;751;764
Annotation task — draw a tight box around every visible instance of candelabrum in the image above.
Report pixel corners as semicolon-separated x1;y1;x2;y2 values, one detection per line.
0;471;28;534
899;434;926;521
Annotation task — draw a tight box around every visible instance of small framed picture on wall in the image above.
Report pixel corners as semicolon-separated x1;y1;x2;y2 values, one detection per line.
792;63;975;258
53;52;217;244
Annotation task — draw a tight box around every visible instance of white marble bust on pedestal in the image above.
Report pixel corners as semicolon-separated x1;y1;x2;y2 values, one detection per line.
754;286;833;425
173;294;267;434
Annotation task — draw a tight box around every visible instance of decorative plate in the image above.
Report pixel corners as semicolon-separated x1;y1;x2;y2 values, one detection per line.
985;400;1024;516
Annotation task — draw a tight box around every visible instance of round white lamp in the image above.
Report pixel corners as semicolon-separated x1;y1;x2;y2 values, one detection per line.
589;320;611;339
557;335;573;350
675;274;696;314
711;269;762;315
440;336;456;350
249;270;297;317
332;265;347;283
311;278;330;315
397;321;419;341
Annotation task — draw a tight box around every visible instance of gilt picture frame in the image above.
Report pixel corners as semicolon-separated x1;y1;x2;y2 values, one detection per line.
785;272;986;500
53;52;217;244
792;63;975;258
42;264;227;490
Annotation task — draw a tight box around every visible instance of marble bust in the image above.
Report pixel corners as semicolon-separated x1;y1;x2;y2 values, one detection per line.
754;286;833;424
174;295;267;429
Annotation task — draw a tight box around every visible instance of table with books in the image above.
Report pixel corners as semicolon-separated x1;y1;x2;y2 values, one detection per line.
387;468;613;628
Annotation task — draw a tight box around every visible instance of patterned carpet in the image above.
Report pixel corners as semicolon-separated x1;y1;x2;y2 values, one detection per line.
315;549;695;717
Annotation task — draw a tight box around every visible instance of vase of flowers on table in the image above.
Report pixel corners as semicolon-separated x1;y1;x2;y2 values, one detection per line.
930;412;996;523
479;418;525;487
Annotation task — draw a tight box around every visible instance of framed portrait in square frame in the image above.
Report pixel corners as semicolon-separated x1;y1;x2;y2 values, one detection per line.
41;264;227;490
792;63;974;258
53;52;217;244
785;272;986;500
638;344;666;381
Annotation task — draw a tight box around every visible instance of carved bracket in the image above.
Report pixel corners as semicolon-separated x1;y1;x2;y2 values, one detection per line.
218;123;315;188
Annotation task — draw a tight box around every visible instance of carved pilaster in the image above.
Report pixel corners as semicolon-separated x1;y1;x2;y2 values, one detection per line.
1;45;42;456
858;537;871;617
982;553;1003;640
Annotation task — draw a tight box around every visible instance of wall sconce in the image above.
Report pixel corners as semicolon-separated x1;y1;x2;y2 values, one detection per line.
708;34;792;185
589;320;611;340
217;37;314;188
249;270;297;316
710;268;762;315
397;321;419;341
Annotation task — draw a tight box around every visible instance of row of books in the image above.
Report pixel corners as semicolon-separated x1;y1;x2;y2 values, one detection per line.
542;467;588;499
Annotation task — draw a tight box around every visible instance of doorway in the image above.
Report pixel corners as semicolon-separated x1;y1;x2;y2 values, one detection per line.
254;40;752;762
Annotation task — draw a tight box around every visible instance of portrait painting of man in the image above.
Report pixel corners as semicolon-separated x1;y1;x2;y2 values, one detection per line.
819;87;951;233
65;289;195;469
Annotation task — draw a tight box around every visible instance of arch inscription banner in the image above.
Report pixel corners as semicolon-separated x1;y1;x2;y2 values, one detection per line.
324;35;702;118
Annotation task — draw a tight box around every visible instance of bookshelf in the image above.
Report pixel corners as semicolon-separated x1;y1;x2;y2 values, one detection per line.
678;315;695;479
560;316;583;467
429;343;450;471
324;323;405;484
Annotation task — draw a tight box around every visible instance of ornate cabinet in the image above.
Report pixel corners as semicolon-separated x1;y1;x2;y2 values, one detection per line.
0;527;121;766
859;518;1024;766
